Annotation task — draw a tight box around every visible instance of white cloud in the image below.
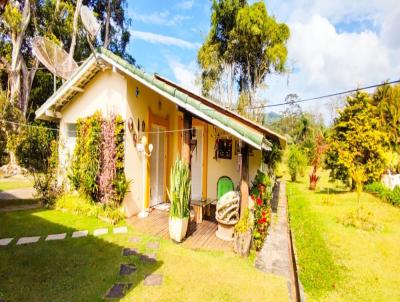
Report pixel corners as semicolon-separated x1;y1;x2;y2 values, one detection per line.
167;57;200;93
131;30;200;49
131;11;190;26
177;0;194;10
263;0;400;122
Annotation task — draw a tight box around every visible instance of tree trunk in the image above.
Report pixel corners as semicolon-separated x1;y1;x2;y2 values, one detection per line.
104;0;111;48
182;110;192;170
240;142;249;218
8;0;30;114
69;0;83;60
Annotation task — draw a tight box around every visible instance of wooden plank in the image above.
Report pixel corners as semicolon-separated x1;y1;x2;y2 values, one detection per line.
128;210;232;251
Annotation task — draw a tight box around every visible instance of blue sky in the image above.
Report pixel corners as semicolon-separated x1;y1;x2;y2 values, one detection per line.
126;0;400;122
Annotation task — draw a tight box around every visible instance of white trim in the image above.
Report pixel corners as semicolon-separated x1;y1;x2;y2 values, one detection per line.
98;54;262;150
35;56;97;119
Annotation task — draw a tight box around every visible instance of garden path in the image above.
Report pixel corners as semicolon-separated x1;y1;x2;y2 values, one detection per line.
254;181;298;301
0;188;36;200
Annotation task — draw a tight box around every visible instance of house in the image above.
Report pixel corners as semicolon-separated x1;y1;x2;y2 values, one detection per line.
36;48;286;218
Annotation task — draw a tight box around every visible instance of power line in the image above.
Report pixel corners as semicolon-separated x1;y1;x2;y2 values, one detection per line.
246;79;400;110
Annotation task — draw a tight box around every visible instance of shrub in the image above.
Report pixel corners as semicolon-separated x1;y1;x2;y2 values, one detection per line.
340;206;377;231
55;194;124;224
364;182;400;207
16;123;60;207
167;158;191;219
252;195;271;250
287;145;307;181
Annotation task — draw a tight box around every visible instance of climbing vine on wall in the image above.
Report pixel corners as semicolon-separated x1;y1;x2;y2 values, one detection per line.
69;111;128;204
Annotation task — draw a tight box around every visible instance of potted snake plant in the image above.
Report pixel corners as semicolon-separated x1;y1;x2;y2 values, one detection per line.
167;158;191;242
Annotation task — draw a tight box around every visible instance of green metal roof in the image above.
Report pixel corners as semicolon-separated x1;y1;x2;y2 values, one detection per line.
98;48;273;150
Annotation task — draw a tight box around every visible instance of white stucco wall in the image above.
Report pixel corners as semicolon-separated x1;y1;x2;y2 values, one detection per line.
206;125;262;199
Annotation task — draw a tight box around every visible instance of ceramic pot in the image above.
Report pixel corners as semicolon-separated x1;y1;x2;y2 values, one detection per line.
169;216;189;242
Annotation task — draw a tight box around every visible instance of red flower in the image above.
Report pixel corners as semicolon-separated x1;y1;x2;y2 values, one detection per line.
258;218;263;225
261;217;267;223
256;198;262;206
262;211;267;217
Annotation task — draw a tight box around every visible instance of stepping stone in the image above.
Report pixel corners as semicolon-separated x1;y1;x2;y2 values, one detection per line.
143;274;163;286
104;283;132;299
16;236;40;245
147;242;160;249
119;263;136;275
72;230;88;238
141;253;156;263
129;237;141;243
113;226;128;234
122;248;139;256
45;233;66;241
0;238;13;246
93;228;108;236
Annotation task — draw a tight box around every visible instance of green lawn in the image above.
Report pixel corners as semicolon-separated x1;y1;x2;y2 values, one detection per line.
286;169;400;301
0;209;289;301
0;178;33;192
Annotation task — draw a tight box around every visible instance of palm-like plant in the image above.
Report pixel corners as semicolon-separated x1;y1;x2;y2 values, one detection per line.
167;158;191;219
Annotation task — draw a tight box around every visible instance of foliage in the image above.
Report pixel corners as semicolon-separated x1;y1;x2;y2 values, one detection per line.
167;158;191;219
250;169;273;250
340;206;377;231
234;208;252;233
309;132;328;190
198;0;289;114
364;182;400;207
16;123;60;206
0;0;134;121
69;112;127;204
263;140;283;174
371;83;400;153
55;193;125;224
325;91;389;186
99;115;117;203
287;145;307;181
252;194;271;251
0;88;24;164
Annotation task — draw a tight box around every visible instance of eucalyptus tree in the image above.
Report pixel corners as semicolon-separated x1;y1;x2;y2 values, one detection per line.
198;0;290;115
0;0;133;168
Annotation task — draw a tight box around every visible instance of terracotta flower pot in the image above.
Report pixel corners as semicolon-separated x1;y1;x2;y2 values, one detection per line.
169;216;189;243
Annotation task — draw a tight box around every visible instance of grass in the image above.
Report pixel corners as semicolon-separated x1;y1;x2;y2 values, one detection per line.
0;208;290;301
286;168;400;301
0;178;33;192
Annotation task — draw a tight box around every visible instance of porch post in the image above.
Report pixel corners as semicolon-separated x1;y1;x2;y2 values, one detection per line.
182;110;193;170
240;141;249;218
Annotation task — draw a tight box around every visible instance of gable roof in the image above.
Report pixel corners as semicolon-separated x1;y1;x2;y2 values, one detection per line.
36;48;286;150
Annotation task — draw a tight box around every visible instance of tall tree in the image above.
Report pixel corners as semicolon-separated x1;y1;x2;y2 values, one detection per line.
325;91;389;187
198;0;289;116
0;0;134;168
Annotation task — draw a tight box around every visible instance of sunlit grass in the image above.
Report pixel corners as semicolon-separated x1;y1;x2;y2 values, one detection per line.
287;168;400;301
0;209;290;301
0;178;33;192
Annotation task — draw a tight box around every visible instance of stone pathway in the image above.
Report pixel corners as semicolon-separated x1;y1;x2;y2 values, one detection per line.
0;227;129;247
0;188;36;200
105;237;163;299
254;181;296;301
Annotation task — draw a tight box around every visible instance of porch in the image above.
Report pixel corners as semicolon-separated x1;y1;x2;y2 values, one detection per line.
127;207;233;251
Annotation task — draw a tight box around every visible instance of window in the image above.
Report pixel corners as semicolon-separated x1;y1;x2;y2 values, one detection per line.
66;123;77;138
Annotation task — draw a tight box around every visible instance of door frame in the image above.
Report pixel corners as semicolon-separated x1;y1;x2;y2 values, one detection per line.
146;109;169;208
178;116;208;200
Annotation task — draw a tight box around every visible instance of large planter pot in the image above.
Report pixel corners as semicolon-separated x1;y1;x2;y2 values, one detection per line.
233;229;252;257
169;216;189;243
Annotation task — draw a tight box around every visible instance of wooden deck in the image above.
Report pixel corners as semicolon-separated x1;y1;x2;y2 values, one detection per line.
127;208;233;252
